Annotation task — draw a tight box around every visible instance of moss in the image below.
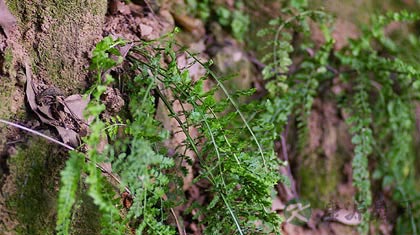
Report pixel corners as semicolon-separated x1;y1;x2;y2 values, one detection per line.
0;47;25;121
69;187;101;235
6;0;108;94
1;1;108;233
3;48;14;73
5;138;64;234
0;78;15;119
298;151;347;209
4;137;102;234
0;47;17;118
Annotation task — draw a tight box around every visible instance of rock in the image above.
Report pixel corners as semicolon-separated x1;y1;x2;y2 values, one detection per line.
140;23;153;39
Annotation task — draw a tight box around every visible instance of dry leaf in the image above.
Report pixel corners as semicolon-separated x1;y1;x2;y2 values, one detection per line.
25;63;39;113
25;63;89;147
56;126;80;147
63;94;90;120
0;0;16;36
38;104;55;120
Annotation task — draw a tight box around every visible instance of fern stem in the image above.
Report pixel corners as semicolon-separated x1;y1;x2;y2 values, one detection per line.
156;84;243;231
221;194;244;235
202;116;227;187
155;87;200;156
188;53;267;168
206;108;241;165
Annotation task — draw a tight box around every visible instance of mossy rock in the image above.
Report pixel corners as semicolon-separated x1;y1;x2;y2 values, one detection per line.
6;0;108;94
4;138;65;234
0;1;108;233
298;152;342;208
1;138;101;234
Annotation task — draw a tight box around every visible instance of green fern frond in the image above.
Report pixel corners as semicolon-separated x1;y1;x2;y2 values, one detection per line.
56;152;84;235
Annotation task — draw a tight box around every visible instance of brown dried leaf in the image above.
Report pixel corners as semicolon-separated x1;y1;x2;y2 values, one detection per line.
0;0;16;36
37;104;55;120
55;126;80;147
25;63;88;147
24;63;38;113
63;94;90;120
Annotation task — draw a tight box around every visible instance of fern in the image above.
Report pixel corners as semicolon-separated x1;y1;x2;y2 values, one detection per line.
125;35;284;234
260;4;420;234
114;63;176;234
56;36;128;234
57;31;284;234
345;76;373;233
257;6;334;199
84;37;128;235
56;152;84;235
53;6;420;235
336;11;420;233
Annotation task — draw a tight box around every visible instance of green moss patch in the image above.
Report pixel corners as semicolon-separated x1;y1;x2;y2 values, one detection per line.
6;0;107;94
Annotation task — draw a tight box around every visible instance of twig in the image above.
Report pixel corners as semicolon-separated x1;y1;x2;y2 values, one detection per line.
0;119;75;150
144;0;159;24
280;133;298;199
0;118;131;195
170;208;186;235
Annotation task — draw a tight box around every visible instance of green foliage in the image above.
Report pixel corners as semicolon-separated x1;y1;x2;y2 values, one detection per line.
185;0;211;21
56;152;84;235
127;36;283;234
185;0;250;41
57;31;284;234
55;4;420;235
345;77;373;233
114;63;176;234
84;37;128;235
260;5;420;234
336;10;420;234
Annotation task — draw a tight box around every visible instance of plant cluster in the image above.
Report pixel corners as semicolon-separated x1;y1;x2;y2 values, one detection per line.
185;0;250;40
56;31;284;234
54;2;420;235
258;3;420;234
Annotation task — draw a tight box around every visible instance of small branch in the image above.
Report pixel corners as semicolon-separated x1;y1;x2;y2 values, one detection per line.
0;118;75;150
279;132;298;200
170;208;186;235
0;118;131;195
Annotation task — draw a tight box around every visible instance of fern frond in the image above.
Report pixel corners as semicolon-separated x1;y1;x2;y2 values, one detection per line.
56;152;84;235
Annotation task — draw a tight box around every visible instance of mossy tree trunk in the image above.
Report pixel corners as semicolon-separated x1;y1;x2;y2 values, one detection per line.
0;1;107;234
